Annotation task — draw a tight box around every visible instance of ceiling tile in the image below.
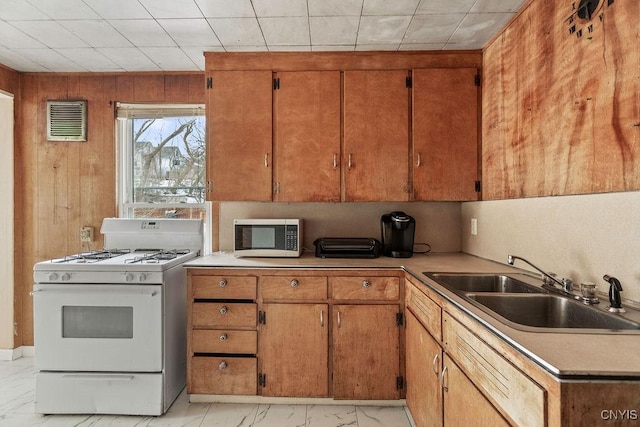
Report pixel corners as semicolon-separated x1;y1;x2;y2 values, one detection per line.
82;0;152;20
14;48;87;71
362;0;420;16
97;47;161;71
259;17;309;46
449;12;514;44
403;14;466;44
416;0;475;14
224;45;268;52
139;46;198;71
182;46;224;70
471;0;526;13
252;0;307;17
357;16;412;45
0;21;47;49
0;0;49;20
0;47;48;71
308;0;363;16
58;20;133;48
310;16;359;45
399;43;446;50
355;44;399;51
268;45;311;52
27;0;100;19
10;21;89;48
207;18;265;46
194;0;255;18
56;47;122;71
157;19;221;47
312;45;355;51
108;19;176;47
138;0;204;19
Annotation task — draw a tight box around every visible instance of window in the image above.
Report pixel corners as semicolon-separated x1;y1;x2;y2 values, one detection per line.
117;103;211;252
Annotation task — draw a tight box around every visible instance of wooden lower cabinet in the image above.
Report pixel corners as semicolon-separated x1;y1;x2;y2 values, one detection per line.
406;311;442;427
190;356;257;395
332;304;401;400
259;303;329;397
442;355;509;427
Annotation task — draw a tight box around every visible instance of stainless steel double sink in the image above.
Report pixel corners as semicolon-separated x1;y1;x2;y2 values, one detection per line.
423;273;640;333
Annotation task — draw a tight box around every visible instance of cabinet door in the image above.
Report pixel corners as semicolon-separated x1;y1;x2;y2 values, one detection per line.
413;68;479;201
443;355;509;427
207;71;272;201
406;312;442;427
259;303;329;397
343;70;410;201
333;304;401;400
273;71;341;201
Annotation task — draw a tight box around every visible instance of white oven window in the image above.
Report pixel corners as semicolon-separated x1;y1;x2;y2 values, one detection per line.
62;306;134;339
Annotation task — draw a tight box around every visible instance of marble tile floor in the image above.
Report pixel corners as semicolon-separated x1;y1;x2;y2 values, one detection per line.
0;357;415;427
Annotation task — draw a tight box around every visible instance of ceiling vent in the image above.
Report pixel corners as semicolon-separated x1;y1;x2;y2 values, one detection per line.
47;100;87;142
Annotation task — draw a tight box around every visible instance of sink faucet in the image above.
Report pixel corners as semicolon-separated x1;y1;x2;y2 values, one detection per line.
507;255;574;294
603;275;625;313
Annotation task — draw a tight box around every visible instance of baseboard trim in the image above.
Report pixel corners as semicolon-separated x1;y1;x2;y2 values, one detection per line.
0;346;35;361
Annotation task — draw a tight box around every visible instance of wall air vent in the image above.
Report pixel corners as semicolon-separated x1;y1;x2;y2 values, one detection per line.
46;100;87;142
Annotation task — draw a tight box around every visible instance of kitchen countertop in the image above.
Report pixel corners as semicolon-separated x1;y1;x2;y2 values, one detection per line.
185;251;640;379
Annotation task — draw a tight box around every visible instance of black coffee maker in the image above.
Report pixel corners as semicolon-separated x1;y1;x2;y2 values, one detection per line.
380;211;416;258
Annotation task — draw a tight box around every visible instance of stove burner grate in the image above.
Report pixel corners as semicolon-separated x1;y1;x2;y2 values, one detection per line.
125;249;191;264
54;249;131;263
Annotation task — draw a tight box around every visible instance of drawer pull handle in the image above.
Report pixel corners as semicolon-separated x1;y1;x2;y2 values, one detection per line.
431;353;440;376
219;361;228;371
290;279;299;288
219;306;228;315
219;333;228;341
441;366;448;392
362;280;371;288
219;279;227;287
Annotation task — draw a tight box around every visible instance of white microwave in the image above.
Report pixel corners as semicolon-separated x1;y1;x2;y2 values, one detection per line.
234;219;303;258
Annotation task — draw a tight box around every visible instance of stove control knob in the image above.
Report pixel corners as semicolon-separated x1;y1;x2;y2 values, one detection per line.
138;273;147;282
124;273;134;282
48;273;59;281
60;273;71;281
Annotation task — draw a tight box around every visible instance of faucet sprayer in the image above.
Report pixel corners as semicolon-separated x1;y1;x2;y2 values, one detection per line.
603;275;625;313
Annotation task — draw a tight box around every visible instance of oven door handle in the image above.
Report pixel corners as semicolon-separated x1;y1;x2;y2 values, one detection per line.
62;374;135;381
31;289;158;297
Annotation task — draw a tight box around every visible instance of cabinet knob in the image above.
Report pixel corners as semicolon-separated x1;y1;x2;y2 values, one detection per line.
219;361;228;371
290;279;299;288
362;280;371;288
219;306;228;315
219;279;227;287
219;333;228;341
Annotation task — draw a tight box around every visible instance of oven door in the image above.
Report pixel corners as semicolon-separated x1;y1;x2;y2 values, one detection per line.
33;283;162;372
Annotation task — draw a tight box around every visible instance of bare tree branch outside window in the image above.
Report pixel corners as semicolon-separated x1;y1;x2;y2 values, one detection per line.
132;116;206;204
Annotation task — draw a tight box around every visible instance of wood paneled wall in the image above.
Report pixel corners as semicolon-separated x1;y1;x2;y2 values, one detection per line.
17;73;204;346
482;0;639;199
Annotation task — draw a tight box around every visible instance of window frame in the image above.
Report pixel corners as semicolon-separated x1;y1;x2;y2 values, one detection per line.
116;103;211;253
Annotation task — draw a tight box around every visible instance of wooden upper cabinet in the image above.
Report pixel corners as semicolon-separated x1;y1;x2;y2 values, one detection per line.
343;70;410;202
413;68;479;201
273;71;341;201
207;71;272;201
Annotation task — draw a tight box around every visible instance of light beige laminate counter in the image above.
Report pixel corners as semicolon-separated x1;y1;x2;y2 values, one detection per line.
185;251;640;379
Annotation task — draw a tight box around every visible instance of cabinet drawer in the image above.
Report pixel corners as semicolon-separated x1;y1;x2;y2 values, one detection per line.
331;276;400;301
443;313;545;427
407;281;442;342
190;356;257;395
192;303;257;328
192;330;257;354
191;275;257;300
260;276;328;300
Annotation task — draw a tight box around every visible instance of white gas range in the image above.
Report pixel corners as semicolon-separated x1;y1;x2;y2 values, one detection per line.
32;218;203;416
